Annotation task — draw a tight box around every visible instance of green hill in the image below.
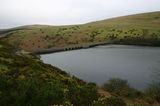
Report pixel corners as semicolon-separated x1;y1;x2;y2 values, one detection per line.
0;40;100;106
1;11;160;52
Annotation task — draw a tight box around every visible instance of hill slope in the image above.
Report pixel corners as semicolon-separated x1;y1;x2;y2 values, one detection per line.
1;11;160;52
0;40;100;106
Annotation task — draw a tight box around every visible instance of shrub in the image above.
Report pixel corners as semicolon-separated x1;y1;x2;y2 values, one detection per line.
0;41;100;106
103;78;142;98
127;103;145;106
92;96;126;106
68;82;99;106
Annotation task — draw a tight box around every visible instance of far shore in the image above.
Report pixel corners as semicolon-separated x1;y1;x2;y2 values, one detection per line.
32;41;159;55
32;41;110;55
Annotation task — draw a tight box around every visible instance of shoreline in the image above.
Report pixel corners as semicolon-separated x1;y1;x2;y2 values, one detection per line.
32;41;110;55
32;42;159;55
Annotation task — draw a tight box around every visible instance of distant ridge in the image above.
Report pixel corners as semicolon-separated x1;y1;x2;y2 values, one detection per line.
1;11;160;52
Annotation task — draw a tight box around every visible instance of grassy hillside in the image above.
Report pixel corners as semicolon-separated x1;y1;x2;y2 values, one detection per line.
0;40;101;106
1;11;160;52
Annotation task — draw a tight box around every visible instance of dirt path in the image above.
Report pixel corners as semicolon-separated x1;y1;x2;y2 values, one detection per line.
97;87;111;97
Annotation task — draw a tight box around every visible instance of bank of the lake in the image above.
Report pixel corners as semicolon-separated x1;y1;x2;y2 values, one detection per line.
32;41;111;54
32;41;160;55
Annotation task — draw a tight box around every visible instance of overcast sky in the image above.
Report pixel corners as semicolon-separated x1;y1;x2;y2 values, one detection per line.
0;0;160;28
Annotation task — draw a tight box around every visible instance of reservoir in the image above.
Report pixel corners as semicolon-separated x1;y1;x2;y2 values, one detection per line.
41;45;160;90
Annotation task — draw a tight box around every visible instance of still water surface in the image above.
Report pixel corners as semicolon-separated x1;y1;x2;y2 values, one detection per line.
41;45;160;90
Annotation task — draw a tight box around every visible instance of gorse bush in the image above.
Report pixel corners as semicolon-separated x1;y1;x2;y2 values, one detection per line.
0;41;99;106
103;78;142;98
92;96;126;106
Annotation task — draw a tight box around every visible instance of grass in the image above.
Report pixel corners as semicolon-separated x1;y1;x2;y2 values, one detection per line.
145;82;160;102
0;11;159;52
